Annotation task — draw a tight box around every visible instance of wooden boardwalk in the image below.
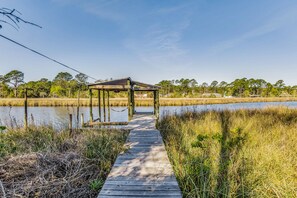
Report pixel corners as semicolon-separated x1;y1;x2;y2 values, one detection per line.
98;113;182;198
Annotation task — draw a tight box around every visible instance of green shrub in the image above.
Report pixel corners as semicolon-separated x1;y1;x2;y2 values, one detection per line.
0;126;6;131
89;178;104;191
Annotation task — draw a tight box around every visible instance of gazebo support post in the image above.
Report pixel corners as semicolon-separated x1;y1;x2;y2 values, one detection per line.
154;90;160;119
98;90;101;122
89;89;93;122
107;91;111;122
127;79;133;121
132;90;135;114
103;90;106;122
156;90;160;119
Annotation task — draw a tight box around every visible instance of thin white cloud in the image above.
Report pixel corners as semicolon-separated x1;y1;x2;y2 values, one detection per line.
155;4;188;14
210;7;297;54
82;0;125;22
52;0;192;68
52;0;125;22
124;19;190;66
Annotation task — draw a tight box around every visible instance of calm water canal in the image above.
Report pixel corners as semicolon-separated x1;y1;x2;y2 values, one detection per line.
1;101;297;128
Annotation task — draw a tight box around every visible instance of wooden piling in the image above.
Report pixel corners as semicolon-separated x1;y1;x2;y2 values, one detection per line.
81;113;84;128
132;90;135;113
156;90;160;119
89;89;93;122
107;91;111;122
127;79;133;120
103;90;106;122
30;113;34;125
153;91;156;115
153;90;159;118
98;90;101;122
69;114;73;136
24;88;28;130
77;90;80;128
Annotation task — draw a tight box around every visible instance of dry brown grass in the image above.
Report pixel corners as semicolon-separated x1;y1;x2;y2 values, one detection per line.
0;97;297;107
0;126;128;197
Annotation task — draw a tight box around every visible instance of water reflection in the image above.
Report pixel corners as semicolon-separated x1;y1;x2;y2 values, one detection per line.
1;101;297;128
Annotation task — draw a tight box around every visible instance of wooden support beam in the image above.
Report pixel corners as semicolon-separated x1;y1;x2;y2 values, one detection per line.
156;90;160;119
127;79;133;120
88;121;128;126
153;90;159;119
89;89;93;122
103;90;106;122
88;85;130;90
98;90;101;122
134;88;159;91
92;118;101;122
107;91;111;122
76;90;80;128
153;90;156;116
132;90;135;113
24;88;28;130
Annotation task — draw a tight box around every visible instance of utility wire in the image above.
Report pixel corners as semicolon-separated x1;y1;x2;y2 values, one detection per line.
0;34;98;81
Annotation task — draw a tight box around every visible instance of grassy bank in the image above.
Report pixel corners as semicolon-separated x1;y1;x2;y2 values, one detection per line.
0;126;128;197
158;107;297;197
1;97;297;107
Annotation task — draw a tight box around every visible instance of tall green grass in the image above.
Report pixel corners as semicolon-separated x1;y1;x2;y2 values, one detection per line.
158;107;297;197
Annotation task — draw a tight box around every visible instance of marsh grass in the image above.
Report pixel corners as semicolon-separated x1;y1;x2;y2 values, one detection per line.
1;97;297;107
0;126;128;197
158;107;297;197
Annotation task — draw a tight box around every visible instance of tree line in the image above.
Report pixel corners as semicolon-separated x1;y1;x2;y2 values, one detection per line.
0;70;296;98
157;78;296;97
0;70;89;98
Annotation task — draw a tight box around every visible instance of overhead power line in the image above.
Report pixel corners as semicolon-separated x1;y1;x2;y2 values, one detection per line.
0;34;98;81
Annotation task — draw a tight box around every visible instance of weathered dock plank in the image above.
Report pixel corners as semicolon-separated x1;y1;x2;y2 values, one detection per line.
98;114;182;198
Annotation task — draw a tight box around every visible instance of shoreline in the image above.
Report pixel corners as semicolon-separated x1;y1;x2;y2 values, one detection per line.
0;97;297;107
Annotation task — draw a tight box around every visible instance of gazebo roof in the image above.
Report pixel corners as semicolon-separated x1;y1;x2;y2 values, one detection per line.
88;77;160;91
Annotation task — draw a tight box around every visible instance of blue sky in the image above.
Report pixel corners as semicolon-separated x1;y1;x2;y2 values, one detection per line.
1;0;297;85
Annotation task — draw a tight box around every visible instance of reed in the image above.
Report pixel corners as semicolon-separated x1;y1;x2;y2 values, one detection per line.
0;126;128;197
0;97;297;107
158;107;297;197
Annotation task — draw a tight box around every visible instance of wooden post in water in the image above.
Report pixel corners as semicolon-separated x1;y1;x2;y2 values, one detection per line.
156;90;160;119
89;89;93;122
153;90;159;118
103;90;106;122
131;90;135;114
81;113;84;127
30;113;34;125
24;88;28;130
153;91;156;116
77;89;80;128
107;91;111;122
127;79;133;120
69;114;73;136
98;90;101;122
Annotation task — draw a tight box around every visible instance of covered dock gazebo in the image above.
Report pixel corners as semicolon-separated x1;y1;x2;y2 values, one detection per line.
86;77;160;126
